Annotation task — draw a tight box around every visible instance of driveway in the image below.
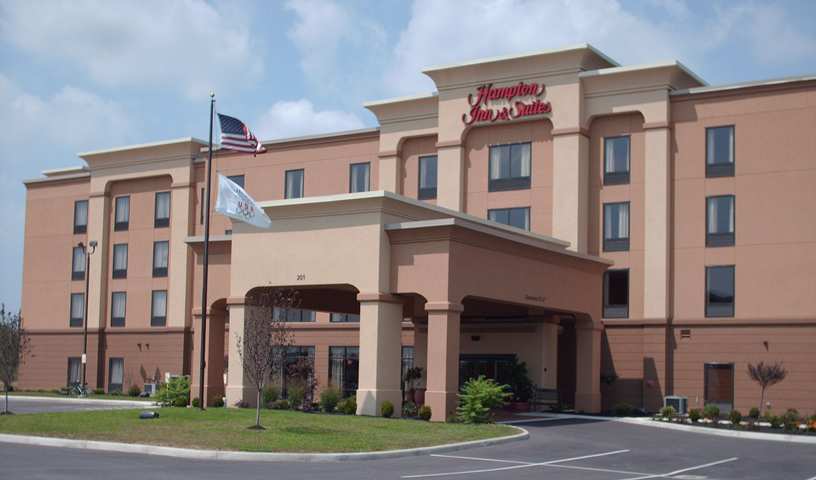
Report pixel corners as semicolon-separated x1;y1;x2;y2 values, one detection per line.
0;417;814;479
1;396;153;414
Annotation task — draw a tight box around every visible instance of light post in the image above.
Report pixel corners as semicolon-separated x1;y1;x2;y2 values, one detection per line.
78;240;97;395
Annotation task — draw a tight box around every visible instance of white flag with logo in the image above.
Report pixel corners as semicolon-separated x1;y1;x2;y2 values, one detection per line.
214;174;272;229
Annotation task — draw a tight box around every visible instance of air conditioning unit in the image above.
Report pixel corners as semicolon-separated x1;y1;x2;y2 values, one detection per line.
664;395;688;415
143;383;158;397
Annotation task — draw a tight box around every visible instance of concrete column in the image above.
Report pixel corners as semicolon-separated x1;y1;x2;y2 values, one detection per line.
167;182;193;327
86;191;110;329
552;132;589;252
575;323;602;413
191;308;226;406
436;143;464;211
539;322;558;389
378;153;401;194
643;126;671;319
356;294;404;417
425;302;462;422
225;302;250;407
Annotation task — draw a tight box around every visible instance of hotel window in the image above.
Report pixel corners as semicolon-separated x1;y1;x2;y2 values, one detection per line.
152;241;169;277
706;195;735;247
349;162;370;193
200;188;205;225
603;136;630;185
330;312;360;323
71;246;86;281
704;363;734;413
285;169;304;199
67;357;81;387
401;346;415;391
273;307;315;322
69;293;84;327
603;269;629;318
329;346;359;398
280;346;315;397
706;126;735;177
227;175;245;189
418;155;438;200
706;265;734;317
73;200;88;234
488;142;531;191
154;191;171;228
114;196;130;231
151;290;167;326
603;202;630;251
110;292;126;327
488;207;530;231
112;243;128;279
108;358;124;393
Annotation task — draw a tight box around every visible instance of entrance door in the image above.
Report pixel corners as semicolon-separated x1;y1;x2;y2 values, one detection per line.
704;363;734;413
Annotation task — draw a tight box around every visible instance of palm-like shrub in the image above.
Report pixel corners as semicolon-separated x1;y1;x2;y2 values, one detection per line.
747;361;787;415
456;376;511;424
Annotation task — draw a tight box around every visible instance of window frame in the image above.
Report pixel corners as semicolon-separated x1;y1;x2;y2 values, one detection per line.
69;293;84;328
603;135;631;185
418;155;438;200
705;265;735;318
112;243;128;279
348;162;371;193
227;175;245;189
603;269;629;319
706;195;735;247
152;240;169;277
273;307;315;323
705;125;735;178
487;206;531;231
603;201;630;252
71;246;86;281
330;312;360;323
108;357;124;393
154;191;171;228
73;200;88;234
200;187;205;225
488;142;532;192
110;291;127;327
114;195;130;231
151;290;167;327
284;169;305;199
328;346;360;397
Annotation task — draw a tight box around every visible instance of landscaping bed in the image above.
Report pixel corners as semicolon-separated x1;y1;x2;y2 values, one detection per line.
0;407;516;453
652;405;816;437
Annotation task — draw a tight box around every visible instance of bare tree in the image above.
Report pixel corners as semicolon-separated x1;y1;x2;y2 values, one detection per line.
0;305;31;415
747;361;787;415
235;289;297;429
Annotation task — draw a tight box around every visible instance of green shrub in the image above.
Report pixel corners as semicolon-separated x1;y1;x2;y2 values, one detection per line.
456;376;511;424
381;400;394;418
93;388;104;395
703;404;720;420
783;409;801;432
213;397;225;408
191;397;200;408
319;386;341;413
128;385;141;397
769;415;782;429
287;385;305;409
729;409;742;426
263;386;280;407
748;407;760;420
156;377;191;407
270;399;291;410
660;405;676;419
688;408;702;423
614;402;633;417
418;404;432;421
337;397;356;415
402;401;418;417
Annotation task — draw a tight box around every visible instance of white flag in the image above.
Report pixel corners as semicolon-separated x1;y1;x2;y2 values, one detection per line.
214;174;272;229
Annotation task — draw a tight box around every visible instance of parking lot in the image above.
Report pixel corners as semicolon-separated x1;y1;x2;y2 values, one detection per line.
0;396;153;414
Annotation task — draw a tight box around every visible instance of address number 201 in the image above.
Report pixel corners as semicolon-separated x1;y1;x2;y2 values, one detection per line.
296;273;306;281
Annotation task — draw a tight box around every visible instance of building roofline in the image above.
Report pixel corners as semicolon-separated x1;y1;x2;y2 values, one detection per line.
579;60;708;86
363;92;437;109
41;166;88;177
78;137;207;158
23;171;90;186
670;74;816;96
202;127;380;155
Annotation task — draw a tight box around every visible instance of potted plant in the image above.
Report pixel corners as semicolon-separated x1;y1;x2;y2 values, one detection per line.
508;358;534;411
403;366;424;405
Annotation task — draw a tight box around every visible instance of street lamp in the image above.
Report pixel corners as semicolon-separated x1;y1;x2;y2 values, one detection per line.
78;240;97;395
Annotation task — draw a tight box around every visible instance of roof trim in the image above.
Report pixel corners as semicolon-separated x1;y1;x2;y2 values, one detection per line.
203;127;380;154
42;166;87;177
23;171;90;186
363;92;437;108
579;60;708;86
422;43;620;73
78;137;207;158
184;234;232;245
671;74;816;96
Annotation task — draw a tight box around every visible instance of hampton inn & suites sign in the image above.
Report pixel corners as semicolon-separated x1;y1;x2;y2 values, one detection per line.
462;81;552;125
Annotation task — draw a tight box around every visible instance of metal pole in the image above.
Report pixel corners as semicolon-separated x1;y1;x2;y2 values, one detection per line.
80;241;96;395
198;93;215;410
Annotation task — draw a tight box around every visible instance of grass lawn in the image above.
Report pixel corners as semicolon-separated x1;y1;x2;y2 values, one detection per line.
0;407;517;453
8;391;150;402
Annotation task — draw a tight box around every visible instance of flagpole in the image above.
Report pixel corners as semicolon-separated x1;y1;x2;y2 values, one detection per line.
198;92;215;410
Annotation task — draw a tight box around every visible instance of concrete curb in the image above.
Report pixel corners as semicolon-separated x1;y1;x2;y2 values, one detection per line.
0;426;528;462
8;395;156;407
504;412;816;445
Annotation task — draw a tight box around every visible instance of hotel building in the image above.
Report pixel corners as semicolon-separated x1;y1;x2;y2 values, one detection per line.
19;44;816;420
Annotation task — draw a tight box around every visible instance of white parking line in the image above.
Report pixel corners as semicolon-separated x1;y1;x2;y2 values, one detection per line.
497;417;565;424
430;453;651;476
804;476;816;480
431;454;532;465
616;457;739;480
401;449;630;478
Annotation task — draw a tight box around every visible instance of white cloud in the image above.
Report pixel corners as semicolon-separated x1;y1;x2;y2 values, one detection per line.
255;99;365;140
0;0;261;98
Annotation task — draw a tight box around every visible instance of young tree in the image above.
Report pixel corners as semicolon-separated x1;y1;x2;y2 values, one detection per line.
235;289;297;429
0;305;31;415
747;361;787;415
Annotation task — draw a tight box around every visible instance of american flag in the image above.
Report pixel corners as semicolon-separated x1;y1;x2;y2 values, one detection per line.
217;113;267;154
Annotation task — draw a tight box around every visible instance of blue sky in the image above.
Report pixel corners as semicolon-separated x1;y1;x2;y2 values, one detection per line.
1;0;815;311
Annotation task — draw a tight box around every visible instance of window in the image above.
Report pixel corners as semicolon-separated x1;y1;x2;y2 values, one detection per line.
488;142;531;191
330;312;360;323
706;126;734;177
114;196;130;231
108;358;124;393
110;292;126;327
273;307;315;322
704;363;734;413
279;346;315;397
459;354;516;386
604;136;630;185
227;175;245;189
706;195;735;247
154;191;171;228
67;357;81;387
401;346;415;391
349;163;370;193
71;246;86;280
706;266;735;317
329;346;359;397
73;200;88;234
112;244;128;279
603;202;630;251
200;187;205;225
152;241;169;277
151;290;167;326
603;269;629;318
285;169;304;199
487;207;530;231
418;155;438;200
69;293;84;327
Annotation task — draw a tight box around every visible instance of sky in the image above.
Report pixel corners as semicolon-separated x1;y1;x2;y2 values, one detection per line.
0;0;815;311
